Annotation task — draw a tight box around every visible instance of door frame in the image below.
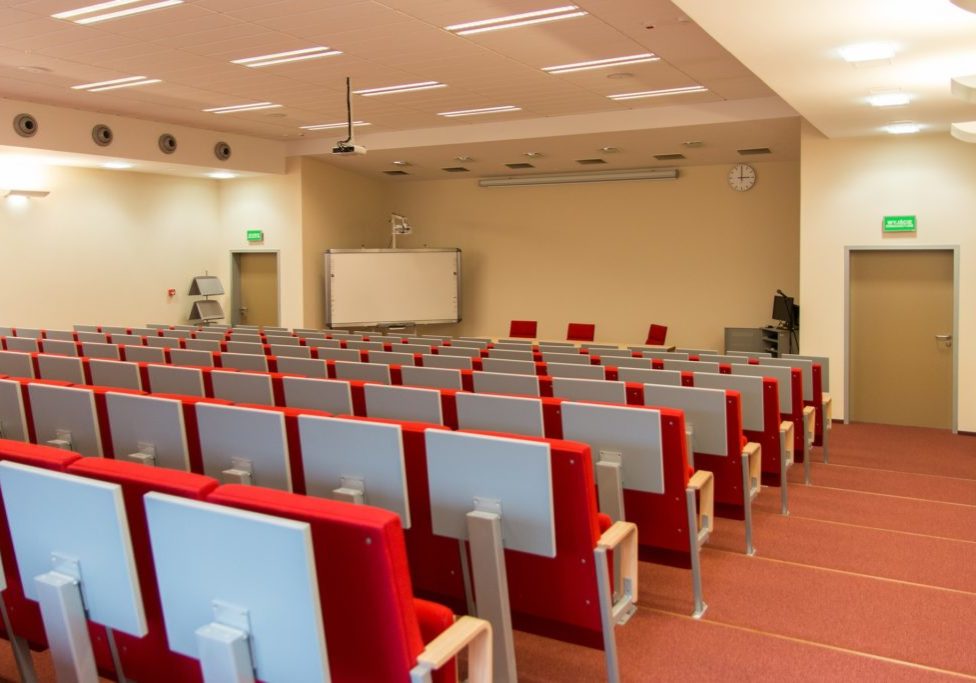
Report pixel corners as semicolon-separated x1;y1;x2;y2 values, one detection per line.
844;245;959;433
230;250;281;326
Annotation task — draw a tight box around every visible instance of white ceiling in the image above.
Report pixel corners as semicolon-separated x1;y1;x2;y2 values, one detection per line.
0;0;784;147
672;0;976;138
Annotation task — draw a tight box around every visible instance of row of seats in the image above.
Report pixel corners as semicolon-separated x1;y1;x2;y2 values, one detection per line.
508;320;669;345
0;376;643;680
0;439;488;682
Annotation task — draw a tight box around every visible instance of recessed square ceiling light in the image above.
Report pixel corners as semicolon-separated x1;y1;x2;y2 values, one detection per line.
445;5;587;35
53;0;183;25
208;172;236;179
300;121;370;131
883;121;921;135
608;85;707;101
231;47;341;68
354;81;446;97
392;160;411;166
867;92;911;107
437;105;521;117
101;161;133;169
204;102;282;114
600;147;620;153
839;43;895;63
72;76;161;92
543;53;659;74
455;155;473;162
524;152;543;158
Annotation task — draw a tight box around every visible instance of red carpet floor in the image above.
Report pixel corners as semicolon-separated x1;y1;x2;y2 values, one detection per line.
1;422;973;681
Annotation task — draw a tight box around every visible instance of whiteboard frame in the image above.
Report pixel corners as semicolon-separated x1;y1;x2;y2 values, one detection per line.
324;248;462;327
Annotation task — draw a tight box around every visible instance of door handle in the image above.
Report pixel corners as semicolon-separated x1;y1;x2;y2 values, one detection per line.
935;334;952;347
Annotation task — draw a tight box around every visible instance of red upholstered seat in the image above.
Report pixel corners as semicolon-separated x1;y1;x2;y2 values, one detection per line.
509;320;538;338
207;484;458;683
645;324;668;345
65;457;220;683
566;322;596;342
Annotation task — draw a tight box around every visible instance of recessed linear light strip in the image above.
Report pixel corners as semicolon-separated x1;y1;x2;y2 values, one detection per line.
72;75;147;90
300;121;371;131
54;0;183;24
72;76;161;92
438;105;521;118
203;102;282;114
232;46;342;68
353;81;447;96
452;11;587;35
608;84;708;101
53;0;144;19
446;5;586;35
544;53;659;74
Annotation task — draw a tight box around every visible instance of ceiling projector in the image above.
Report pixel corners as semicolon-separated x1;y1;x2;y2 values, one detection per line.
331;142;366;156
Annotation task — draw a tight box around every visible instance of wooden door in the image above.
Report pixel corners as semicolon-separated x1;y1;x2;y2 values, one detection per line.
237;253;279;326
850;250;953;428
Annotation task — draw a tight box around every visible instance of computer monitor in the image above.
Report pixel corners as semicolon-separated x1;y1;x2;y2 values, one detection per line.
772;294;799;327
145;493;329;682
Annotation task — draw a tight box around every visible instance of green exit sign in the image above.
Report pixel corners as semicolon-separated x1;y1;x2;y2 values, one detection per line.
246;229;264;242
883;215;917;233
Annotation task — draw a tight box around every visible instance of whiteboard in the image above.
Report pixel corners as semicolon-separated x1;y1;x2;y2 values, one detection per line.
325;249;461;327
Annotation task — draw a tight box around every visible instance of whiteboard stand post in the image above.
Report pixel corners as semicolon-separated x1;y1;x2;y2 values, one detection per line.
34;569;98;683
466;506;517;683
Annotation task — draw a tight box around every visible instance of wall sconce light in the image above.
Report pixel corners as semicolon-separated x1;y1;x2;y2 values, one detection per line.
5;189;50;199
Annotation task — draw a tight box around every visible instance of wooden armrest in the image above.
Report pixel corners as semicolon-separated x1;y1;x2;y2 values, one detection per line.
802;406;816;440
597;520;637;551
412;616;493;683
743;441;762;497
779;420;795;465
687;470;714;538
823;393;833;427
598;520;639;607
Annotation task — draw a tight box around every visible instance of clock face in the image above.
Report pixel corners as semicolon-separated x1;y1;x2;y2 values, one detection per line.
728;163;757;191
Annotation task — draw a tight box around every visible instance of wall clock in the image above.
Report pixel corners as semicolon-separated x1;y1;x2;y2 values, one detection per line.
728;163;757;191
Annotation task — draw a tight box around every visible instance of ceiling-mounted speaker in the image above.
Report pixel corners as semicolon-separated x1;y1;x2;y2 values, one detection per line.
13;113;38;138
158;133;177;154
92;124;113;147
214;141;232;161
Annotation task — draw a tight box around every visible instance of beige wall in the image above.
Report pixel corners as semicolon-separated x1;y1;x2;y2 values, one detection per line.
0;163;221;329
300;158;392;329
217;158;303;327
800;124;976;430
388;161;800;350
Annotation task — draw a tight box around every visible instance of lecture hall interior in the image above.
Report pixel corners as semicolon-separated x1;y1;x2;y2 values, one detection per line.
0;0;974;681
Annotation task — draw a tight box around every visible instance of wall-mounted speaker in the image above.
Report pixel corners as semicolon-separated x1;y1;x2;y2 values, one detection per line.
91;124;113;147
214;141;232;161
158;133;177;154
13;113;38;138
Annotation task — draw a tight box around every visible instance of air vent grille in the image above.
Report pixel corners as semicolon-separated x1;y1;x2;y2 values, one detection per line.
653;153;686;161
442;167;469;173
738;147;771;155
383;170;409;176
576;158;607;165
505;162;534;169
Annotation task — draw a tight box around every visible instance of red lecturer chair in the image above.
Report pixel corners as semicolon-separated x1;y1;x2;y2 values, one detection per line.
509;320;538;338
645;323;668;345
566;322;596;342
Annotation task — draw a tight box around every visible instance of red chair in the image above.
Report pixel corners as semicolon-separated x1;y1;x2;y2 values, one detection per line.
508;320;537;338
566;322;595;342
645;324;668;345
